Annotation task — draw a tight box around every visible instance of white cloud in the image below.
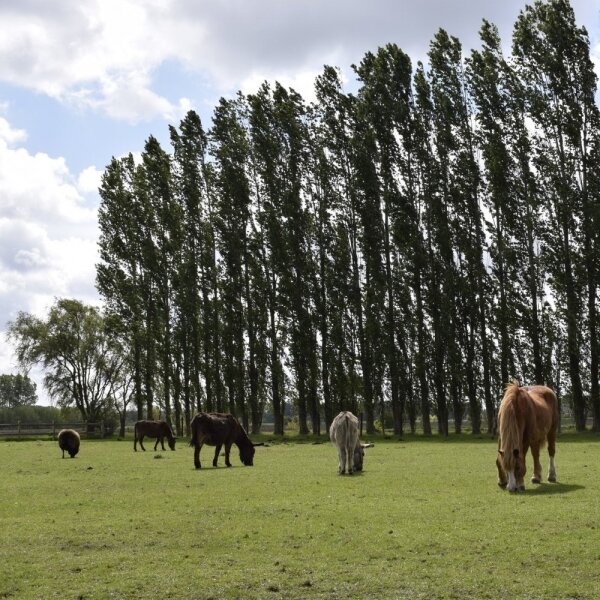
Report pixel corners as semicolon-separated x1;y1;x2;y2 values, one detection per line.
77;165;103;195
92;73;193;124
0;141;97;234
0;0;188;122
0;117;27;146
0;0;596;122
0;117;101;401
239;69;324;104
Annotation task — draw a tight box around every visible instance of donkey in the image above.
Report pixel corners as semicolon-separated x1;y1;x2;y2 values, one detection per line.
329;411;373;475
189;412;263;469
133;420;176;452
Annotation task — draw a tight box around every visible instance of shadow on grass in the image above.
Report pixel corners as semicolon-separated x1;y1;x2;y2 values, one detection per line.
523;482;585;495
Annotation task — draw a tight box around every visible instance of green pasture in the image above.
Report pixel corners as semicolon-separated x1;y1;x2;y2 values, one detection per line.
1;433;599;599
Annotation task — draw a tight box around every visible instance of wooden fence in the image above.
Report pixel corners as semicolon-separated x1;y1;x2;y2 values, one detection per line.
0;421;106;439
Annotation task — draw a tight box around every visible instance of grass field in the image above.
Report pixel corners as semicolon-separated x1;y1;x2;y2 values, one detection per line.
1;432;599;599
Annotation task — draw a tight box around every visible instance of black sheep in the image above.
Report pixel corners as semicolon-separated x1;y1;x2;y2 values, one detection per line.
58;429;80;458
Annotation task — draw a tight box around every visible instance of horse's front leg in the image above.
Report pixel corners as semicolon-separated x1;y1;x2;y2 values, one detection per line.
154;437;160;451
517;444;528;492
496;454;507;488
224;443;233;467
139;435;146;451
530;444;542;484
213;444;222;467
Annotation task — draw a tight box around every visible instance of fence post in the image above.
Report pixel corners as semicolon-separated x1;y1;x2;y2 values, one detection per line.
52;421;56;440
101;421;105;438
17;419;21;438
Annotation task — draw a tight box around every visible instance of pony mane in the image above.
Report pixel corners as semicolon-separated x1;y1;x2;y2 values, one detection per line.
498;382;523;472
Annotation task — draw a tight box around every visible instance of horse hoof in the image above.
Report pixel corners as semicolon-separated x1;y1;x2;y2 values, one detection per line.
531;477;541;484
498;482;507;489
548;476;557;483
518;485;526;492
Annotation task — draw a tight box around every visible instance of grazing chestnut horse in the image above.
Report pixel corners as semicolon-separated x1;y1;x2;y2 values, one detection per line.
496;382;559;492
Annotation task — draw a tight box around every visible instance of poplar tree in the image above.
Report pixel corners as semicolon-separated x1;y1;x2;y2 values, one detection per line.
351;99;386;435
468;22;525;426
97;154;145;419
211;96;256;429
513;0;598;429
428;29;489;434
315;66;369;422
169;110;208;429
412;62;437;435
354;44;415;435
137;136;177;426
248;83;288;435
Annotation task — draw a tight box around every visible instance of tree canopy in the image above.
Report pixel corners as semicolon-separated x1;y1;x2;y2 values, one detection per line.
93;0;600;435
7;299;124;423
0;373;37;408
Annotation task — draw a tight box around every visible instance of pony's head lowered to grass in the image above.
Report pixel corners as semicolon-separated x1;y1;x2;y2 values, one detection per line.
496;382;526;492
495;381;559;493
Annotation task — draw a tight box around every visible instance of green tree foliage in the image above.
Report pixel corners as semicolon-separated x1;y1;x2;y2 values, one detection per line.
0;374;37;407
513;0;600;430
7;299;121;424
0;404;80;425
94;0;598;434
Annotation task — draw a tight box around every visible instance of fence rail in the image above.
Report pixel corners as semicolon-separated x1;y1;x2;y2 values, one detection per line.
0;421;106;439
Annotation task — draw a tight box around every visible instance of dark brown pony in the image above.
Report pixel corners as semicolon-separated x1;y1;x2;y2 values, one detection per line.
189;412;263;469
133;420;176;452
496;382;559;492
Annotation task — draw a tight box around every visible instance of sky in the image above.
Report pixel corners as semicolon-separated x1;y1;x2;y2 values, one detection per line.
0;0;598;405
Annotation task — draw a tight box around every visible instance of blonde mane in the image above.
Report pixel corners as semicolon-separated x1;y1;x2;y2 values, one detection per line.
497;382;522;472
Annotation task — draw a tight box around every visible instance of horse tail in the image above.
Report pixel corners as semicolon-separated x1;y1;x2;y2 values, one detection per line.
498;382;522;472
344;414;354;452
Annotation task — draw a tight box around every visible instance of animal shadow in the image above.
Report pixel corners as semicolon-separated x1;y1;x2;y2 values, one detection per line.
524;482;584;495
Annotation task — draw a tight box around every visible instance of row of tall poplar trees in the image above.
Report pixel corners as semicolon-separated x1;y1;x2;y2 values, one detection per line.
97;0;600;436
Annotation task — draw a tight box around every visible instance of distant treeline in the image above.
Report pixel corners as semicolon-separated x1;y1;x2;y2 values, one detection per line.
97;0;600;436
0;405;81;425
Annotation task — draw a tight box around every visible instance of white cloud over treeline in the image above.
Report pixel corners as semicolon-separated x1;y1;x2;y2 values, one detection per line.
0;0;596;123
